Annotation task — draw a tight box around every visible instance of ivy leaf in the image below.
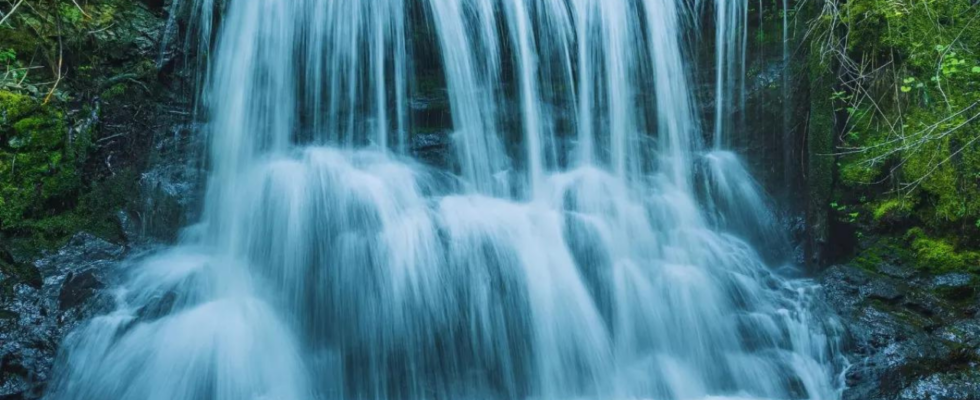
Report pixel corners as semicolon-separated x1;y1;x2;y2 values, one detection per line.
972;66;980;74
901;85;912;92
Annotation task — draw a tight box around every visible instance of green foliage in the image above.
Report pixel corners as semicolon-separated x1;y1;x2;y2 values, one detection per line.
851;228;980;274
818;0;980;266
830;201;861;223
0;0;164;252
1;89;90;247
0;88;133;248
906;228;980;273
872;197;914;222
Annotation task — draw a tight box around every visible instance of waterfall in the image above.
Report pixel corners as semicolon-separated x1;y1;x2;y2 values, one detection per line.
782;0;794;190
45;1;847;399
712;0;747;149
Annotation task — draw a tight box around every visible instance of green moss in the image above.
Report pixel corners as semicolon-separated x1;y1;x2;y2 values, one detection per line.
0;91;100;248
838;161;878;185
0;0;165;254
852;236;913;272
872;197;915;222
818;0;980;269
12;112;66;149
101;83;127;99
906;228;980;273
0;91;33;122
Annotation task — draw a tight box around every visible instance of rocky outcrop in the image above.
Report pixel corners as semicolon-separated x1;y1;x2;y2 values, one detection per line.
821;263;980;400
0;233;127;399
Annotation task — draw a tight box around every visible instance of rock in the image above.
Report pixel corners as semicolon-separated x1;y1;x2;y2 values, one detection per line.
116;210;141;244
878;262;916;279
899;371;980;400
58;271;105;311
821;264;980;400
862;279;904;303
0;251;41;291
136;122;206;242
931;273;977;301
411;131;453;168
0;233;124;398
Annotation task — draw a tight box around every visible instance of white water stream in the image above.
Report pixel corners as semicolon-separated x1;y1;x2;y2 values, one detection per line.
46;1;846;399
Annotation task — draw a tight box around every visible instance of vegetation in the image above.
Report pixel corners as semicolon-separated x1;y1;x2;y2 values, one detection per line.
1;0;168;254
811;0;980;273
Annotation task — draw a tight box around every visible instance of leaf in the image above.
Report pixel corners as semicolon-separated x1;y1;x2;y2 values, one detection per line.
973;66;980;74
901;85;912;93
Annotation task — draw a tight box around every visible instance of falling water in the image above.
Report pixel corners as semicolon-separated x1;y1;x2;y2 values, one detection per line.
46;1;847;399
712;0;747;149
782;0;794;189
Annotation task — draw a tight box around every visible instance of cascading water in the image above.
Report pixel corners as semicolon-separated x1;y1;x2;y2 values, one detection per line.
45;1;847;399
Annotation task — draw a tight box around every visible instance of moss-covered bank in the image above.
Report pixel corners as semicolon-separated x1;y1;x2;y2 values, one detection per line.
805;0;980;276
1;0;187;283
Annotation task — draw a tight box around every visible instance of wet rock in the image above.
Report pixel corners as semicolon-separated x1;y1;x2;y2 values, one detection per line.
411;130;453;168
902;290;953;320
58;271;105;311
878;262;916;280
0;233;124;398
0;251;41;291
821;264;980;400
862;279;904;303
899;371;980;400
137;122;206;242
931;273;977;301
116;210;142;244
135;290;178;322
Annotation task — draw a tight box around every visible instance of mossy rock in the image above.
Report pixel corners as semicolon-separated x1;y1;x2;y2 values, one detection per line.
0;91;34;122
906;228;980;274
872;197;915;224
0;247;41;301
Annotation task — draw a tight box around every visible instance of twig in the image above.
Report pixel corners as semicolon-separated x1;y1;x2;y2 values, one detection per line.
88;23;115;35
96;133;126;144
43;55;62;104
71;0;92;19
44;0;65;105
0;0;25;26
